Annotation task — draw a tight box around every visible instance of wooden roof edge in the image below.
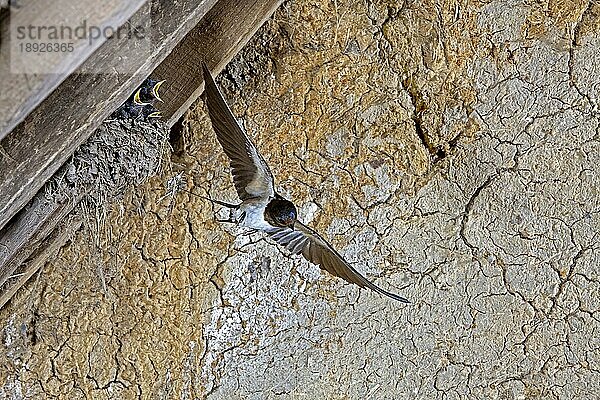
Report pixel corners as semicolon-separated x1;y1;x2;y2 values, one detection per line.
0;0;220;231
0;0;149;141
0;0;284;310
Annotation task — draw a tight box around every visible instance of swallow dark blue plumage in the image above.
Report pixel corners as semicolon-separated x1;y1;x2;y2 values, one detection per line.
201;62;408;303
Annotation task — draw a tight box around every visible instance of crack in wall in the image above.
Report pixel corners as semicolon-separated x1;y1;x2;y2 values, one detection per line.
1;0;600;398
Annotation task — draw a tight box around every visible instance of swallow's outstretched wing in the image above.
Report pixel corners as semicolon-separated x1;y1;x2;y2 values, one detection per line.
202;62;275;200
266;221;409;302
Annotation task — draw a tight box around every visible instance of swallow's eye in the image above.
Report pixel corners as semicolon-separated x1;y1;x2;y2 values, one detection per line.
277;210;295;225
266;199;297;227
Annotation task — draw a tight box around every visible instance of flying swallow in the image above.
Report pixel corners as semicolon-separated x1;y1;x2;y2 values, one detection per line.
201;62;408;303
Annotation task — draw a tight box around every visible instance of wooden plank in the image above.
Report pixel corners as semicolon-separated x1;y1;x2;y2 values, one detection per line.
0;0;285;310
0;0;148;140
0;0;218;231
0;193;82;277
0;198;84;309
153;0;285;128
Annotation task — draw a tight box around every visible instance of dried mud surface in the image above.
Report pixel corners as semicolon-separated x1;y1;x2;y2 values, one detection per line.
2;0;600;399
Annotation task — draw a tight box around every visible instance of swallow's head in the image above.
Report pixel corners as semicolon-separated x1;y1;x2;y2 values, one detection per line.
265;198;297;229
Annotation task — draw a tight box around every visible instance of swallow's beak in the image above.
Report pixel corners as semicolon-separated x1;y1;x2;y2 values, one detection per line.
133;88;150;106
152;80;166;102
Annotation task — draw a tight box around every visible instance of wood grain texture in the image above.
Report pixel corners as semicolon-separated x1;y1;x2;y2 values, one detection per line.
152;0;285;128
0;0;147;139
0;203;83;309
0;195;79;283
0;0;218;231
0;0;284;310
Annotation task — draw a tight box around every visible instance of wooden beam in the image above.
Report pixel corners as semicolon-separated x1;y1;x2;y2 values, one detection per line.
0;0;284;309
0;0;218;231
0;197;84;309
152;0;285;127
0;0;148;139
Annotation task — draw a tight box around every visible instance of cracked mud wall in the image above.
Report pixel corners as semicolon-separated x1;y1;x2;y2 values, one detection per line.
2;0;600;399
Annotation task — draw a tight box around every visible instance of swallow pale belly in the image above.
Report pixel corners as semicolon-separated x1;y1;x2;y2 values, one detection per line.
237;199;272;231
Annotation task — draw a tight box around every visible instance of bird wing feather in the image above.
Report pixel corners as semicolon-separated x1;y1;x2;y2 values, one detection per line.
202;62;275;200
267;221;409;302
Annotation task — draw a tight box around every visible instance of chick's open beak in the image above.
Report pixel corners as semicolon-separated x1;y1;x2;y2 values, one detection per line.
151;80;166;102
